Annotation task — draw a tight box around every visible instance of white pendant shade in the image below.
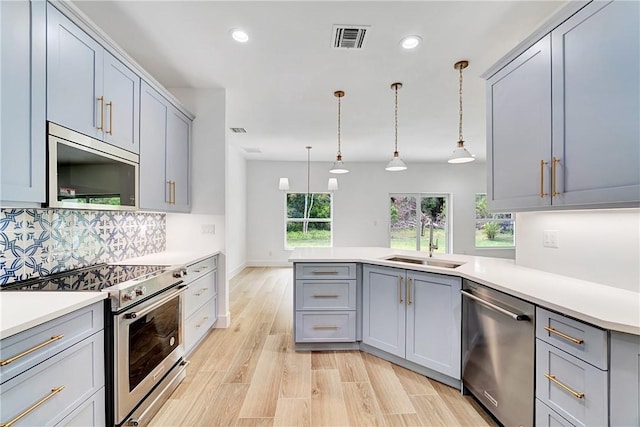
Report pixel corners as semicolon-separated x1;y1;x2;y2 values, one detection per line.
278;177;290;190
327;177;339;191
329;159;349;174
386;153;408;171
448;142;475;164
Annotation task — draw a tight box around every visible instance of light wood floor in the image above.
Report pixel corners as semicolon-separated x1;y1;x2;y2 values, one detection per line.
150;267;496;427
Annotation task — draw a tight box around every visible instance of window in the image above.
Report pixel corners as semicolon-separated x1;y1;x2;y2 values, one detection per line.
475;194;515;247
285;192;332;248
389;194;450;253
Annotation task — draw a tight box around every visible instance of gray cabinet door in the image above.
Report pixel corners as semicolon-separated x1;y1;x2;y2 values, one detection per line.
362;265;405;357
405;272;461;379
486;34;552;211
103;52;140;153
139;82;168;210
1;0;46;204
166;108;191;212
551;0;640;206
47;4;103;140
609;331;640;426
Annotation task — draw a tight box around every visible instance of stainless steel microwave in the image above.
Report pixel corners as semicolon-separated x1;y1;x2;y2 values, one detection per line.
48;122;139;210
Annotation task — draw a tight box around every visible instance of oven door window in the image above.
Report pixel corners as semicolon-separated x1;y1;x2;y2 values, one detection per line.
128;296;180;391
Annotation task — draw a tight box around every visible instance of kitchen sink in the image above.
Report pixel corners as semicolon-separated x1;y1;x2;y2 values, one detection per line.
383;256;463;269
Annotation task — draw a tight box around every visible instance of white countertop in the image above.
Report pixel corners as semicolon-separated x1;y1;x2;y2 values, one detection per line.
117;250;220;266
289;247;640;335
0;292;107;339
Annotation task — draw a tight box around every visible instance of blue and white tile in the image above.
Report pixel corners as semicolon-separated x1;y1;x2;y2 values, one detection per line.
0;254;25;285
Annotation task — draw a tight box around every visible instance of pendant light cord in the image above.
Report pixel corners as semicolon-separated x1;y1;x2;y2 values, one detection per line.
394;84;399;153
306;146;311;197
458;65;464;142
337;95;342;156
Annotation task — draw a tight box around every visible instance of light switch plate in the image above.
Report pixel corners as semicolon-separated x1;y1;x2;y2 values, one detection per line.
543;229;559;248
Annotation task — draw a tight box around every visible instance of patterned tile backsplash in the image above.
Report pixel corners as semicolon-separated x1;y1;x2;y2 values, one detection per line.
0;208;166;285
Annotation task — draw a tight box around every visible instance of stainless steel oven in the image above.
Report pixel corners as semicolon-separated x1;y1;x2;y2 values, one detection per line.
114;283;187;426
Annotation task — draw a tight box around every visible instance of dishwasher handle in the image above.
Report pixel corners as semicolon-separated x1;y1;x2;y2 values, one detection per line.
461;290;529;321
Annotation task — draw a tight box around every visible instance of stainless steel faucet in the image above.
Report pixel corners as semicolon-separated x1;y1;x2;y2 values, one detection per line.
428;219;438;257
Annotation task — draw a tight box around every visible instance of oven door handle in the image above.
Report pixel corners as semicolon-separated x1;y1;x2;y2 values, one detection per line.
122;284;187;320
461;290;529;321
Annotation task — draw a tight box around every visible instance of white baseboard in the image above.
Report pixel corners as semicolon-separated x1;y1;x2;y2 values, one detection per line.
246;260;293;268
216;311;231;328
227;262;248;280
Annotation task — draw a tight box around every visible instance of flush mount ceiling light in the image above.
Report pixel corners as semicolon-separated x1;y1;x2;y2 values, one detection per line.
386;82;408;172
448;60;475;164
329;90;349;174
231;29;249;43
400;35;421;49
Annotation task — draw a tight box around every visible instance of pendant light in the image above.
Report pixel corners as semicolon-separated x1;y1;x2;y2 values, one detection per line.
386;82;408;171
329;90;349;174
448;60;475;164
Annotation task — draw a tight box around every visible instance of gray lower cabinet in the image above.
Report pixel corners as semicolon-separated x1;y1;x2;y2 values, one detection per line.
0;302;105;427
535;307;608;427
183;255;218;354
294;263;357;344
609;331;640;426
363;265;461;379
139;81;191;212
0;0;46;205
486;0;639;211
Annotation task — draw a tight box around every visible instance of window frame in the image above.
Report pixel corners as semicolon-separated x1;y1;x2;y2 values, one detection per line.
284;191;333;249
388;193;452;254
474;193;516;249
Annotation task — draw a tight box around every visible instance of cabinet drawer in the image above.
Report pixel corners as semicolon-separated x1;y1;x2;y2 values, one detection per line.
295;311;356;343
185;296;216;352
535;399;576;427
295;263;356;280
536;339;607;427
0;331;105;427
0;302;104;384
536;307;607;369
56;387;105;427
184;271;216;318
185;256;217;282
295;280;356;310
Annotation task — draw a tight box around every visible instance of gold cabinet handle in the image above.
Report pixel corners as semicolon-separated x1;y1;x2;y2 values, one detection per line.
407;276;413;305
312;325;339;330
106;101;113;135
0;335;64;366
0;386;65;427
194;266;209;273
540;160;548;198
552;156;561;196
311;270;339;275
544;374;584;399
172;181;176;205
398;276;403;304
166;181;172;204
196;316;210;328
313;294;339;298
96;96;104;131
543;326;584;345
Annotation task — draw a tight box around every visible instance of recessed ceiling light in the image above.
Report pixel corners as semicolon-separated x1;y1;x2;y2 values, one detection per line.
400;35;421;49
231;29;249;43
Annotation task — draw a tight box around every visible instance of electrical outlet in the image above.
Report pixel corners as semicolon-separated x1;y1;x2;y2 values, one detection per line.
543;229;559;248
201;224;215;235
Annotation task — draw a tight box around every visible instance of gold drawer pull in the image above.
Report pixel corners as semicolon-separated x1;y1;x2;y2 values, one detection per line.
196;317;210;328
398;276;403;304
194;266;209;273
311;270;339;275
106;101;113;135
194;288;209;297
544;326;584;345
540;160;548;197
407;276;413;305
313;294;339;298
1;385;65;427
96;96;104;131
552;156;561;197
312;325;339;330
0;335;64;366
545;374;584;399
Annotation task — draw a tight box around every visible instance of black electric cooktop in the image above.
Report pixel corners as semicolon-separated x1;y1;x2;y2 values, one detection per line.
0;264;168;292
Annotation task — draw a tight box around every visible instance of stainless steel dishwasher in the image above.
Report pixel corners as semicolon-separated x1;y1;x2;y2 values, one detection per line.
461;279;535;427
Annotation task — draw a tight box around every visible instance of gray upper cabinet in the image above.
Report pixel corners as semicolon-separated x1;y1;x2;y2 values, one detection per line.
140;82;191;213
47;4;140;153
1;0;46;205
486;0;639;211
551;0;639;207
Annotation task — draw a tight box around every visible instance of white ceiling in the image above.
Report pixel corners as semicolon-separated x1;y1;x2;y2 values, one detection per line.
71;0;567;163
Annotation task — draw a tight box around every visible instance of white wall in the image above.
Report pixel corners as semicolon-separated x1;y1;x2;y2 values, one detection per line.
515;208;640;292
246;160;512;265
225;144;248;278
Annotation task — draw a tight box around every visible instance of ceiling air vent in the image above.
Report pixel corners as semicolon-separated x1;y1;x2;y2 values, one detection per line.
332;25;369;49
230;127;247;133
